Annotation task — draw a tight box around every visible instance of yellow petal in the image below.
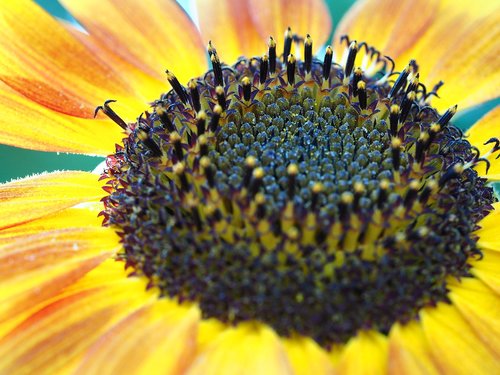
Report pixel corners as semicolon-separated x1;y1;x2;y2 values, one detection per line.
60;0;207;84
0;260;153;375
388;322;440;375
74;301;199;375
421;302;500;374
0;0;145;119
0;85;123;155
283;336;335;375
0;226;117;319
471;249;500;296
466;106;500;179
476;202;500;251
0;171;103;230
0;202;102;246
248;0;332;51
185;322;293;375
194;0;266;63
448;277;500;358
334;0;500;110
336;331;388;375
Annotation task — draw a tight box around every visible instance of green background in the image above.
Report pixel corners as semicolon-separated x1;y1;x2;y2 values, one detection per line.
0;0;497;183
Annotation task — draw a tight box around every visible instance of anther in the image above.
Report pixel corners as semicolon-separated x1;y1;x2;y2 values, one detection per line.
339;191;354;223
260;54;269;84
287;163;299;199
250;167;265;197
389;105;400;137
357;81;367;109
419;179;437;204
283;27;293;64
137;125;162;157
209;105;222;132
353;181;365;210
268;37;277;74
94;99;128;130
377;179;390;208
437;105;457;127
352;68;363;96
388;62;412;98
287;54;296;86
255;193;266;219
196;111;207;136
188;79;201;113
399;91;416;123
323;46;333;81
166;70;189;104
406;73;419;94
200;156;215;187
439;163;464;187
170;132;184;161
344;40;358;78
243;156;257;187
304;34;313;73
391;137;402;171
242;77;252;102
311;182;324;210
173;162;190;191
209;45;224;87
156;107;176;132
215;86;227;110
415;131;430;163
404;180;420;209
198;134;209;156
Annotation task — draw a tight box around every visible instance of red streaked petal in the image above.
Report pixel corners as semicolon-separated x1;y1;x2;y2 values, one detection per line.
0;85;123;155
0;262;154;375
0;0;146;119
0;226;119;319
75;301;199;375
0;171;103;230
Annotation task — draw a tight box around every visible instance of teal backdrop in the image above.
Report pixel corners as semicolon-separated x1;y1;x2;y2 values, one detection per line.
0;0;497;183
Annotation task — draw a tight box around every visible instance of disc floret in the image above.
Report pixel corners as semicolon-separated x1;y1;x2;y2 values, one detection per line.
100;31;496;346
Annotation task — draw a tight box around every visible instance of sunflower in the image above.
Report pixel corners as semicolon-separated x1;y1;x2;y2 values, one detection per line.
0;0;499;373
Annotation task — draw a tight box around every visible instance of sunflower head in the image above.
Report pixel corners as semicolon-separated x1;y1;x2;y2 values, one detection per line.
99;31;497;347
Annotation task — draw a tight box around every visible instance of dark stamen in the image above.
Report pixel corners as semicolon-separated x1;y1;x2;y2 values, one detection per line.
166;70;189;104
94;99;128;130
268;37;277;74
344;40;358;78
304;34;313;73
287;54;296;86
323;46;333;81
283;27;293;64
260;54;269;84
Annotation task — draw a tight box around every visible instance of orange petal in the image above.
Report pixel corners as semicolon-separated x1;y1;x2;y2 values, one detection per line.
466;106;500;179
194;0;266;63
475;202;500;251
334;0;500;110
185;323;293;375
0;0;146;119
0;260;153;375
0;226;119;319
248;0;332;51
335;331;389;375
0;84;123;155
75;301;199;375
388;322;440;375
448;277;500;359
0;171;103;230
421;302;500;374
60;0;207;85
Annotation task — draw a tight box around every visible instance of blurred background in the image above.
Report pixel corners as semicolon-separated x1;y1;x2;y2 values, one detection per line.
0;0;496;183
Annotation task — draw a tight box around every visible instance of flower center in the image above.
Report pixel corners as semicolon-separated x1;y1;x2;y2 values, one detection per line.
100;33;496;347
